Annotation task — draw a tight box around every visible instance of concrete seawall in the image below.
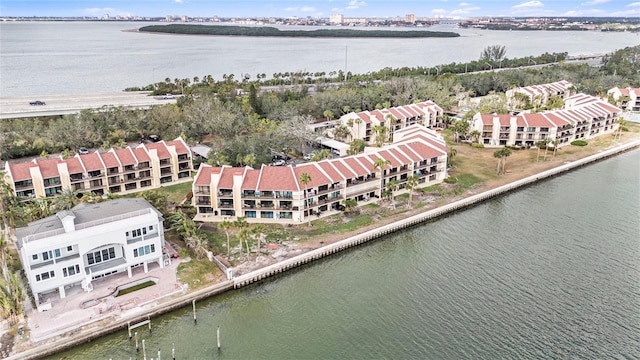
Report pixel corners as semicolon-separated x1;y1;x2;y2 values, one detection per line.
11;139;639;360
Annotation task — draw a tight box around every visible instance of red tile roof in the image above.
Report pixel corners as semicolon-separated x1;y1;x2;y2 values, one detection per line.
242;169;260;190
194;165;213;186
66;157;84;175
166;139;190;155
523;113;552;127
146;142;170;159
132;147;151;163
342;157;369;177
293;163;331;188
316;160;344;183
218;167;245;189
79;153;104;172
8;162;31;182
114;148;136;166
37;158;61;179
257;166;299;191
100;152;119;169
330;159;357;179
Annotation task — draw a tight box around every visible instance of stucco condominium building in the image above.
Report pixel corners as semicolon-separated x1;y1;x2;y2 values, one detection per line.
337;101;444;145
3;138;193;200
607;86;640;112
193;124;447;224
505;80;574;107
14;198;165;309
472;93;621;147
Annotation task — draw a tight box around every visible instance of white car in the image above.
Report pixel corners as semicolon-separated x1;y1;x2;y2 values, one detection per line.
273;159;286;166
303;154;312;160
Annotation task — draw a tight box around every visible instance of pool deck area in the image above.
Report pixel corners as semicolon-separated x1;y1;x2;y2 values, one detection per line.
22;259;183;345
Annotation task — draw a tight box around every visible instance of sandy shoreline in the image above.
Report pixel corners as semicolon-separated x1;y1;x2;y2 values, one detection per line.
6;135;640;360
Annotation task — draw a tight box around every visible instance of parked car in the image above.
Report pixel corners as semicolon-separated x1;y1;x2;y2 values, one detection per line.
272;159;286;166
148;135;161;142
303;154;312;160
77;147;89;155
29;100;46;106
163;94;174;99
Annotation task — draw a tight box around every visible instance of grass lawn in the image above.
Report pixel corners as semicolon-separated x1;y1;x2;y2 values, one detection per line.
158;181;193;204
177;258;223;290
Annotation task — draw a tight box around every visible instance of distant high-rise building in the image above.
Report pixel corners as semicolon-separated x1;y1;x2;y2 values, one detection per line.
330;14;344;25
406;14;416;24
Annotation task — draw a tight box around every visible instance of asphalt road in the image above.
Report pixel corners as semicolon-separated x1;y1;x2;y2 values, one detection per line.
0;92;176;119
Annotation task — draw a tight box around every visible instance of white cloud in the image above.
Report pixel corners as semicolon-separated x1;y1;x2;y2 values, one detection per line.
580;0;610;5
285;6;316;12
451;6;480;14
459;2;471;5
627;2;640;6
431;8;448;14
512;1;544;8
174;0;183;4
563;8;605;16
346;0;367;10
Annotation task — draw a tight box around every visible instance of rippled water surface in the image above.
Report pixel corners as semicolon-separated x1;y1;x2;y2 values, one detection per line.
1;22;639;96
50;150;640;359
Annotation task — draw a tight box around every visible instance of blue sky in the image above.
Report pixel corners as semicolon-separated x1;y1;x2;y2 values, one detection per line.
1;0;639;18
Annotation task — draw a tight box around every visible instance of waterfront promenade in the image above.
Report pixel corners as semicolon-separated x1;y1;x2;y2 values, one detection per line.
7;138;640;360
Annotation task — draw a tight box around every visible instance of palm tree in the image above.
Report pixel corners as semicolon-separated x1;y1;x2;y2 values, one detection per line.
405;174;420;207
299;172;312;226
310;149;331;162
551;139;560;159
333;124;351;142
385;178;399;209
494;149;504;175
0;271;24;326
542;138;551;161
53;188;80;211
237;228;252;259
218;220;233;257
494;147;513;175
535;140;547;162
469;130;481;143
500;147;512;174
355;118;363;139
233;217;249;257
372;125;389;147
373;157;391;194
615;117;626;140
447;146;457;168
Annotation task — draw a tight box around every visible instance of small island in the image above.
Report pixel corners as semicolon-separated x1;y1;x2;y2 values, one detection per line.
138;24;460;38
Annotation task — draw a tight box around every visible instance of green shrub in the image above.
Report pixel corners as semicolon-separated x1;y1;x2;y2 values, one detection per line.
571;140;588;146
444;177;458;184
471;143;484;148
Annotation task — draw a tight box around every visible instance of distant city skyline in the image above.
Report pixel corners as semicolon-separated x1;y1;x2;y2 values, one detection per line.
1;0;639;18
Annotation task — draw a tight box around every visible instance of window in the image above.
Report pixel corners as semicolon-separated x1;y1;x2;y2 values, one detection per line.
42;250;52;261
32;254;38;261
151;244;155;253
133;249;138;257
527;127;536;132
67;246;73;252
36;270;55;282
149;225;153;231
86;247;116;266
63;264;80;277
55;249;61;258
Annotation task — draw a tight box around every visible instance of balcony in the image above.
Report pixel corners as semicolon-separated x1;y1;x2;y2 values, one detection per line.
159;159;171;166
108;168;119;175
196;198;211;206
160;167;172;175
178;154;190;161
70;174;83;182
218;189;233;198
138;162;150;169
14;181;34;189
219;202;234;209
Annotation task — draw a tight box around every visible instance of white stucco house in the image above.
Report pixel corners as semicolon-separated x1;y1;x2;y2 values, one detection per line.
14;198;165;309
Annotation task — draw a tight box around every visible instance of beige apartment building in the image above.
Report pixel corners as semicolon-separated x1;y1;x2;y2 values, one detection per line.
4;138;193;199
193;125;447;224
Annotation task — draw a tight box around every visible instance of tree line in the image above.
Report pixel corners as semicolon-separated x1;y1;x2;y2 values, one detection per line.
1;46;638;164
139;24;460;38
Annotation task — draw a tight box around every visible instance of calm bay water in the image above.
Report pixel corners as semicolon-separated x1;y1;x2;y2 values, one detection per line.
49;149;640;359
1;21;639;97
